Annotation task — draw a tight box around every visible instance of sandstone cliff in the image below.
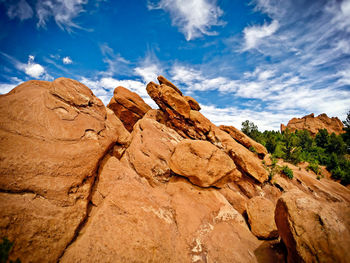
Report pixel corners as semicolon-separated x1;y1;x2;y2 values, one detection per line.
0;77;349;263
281;113;345;136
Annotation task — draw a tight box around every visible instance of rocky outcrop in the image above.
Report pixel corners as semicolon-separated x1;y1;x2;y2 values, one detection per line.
220;125;268;158
121;117;183;186
246;196;278;239
107;86;151;132
275;189;350;263
0;78;129;262
1;76;349;263
60;155;263;263
281;113;345;136
169;139;241;187
146;78;269;183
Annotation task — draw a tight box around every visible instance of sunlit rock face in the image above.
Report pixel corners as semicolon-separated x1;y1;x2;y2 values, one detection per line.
281;113;345;136
0;76;349;263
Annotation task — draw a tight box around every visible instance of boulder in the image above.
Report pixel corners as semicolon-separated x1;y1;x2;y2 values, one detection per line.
108;86;151;132
220;125;268;158
246;196;278;239
121;117;183;185
0;78;126;262
281;113;345;136
169;139;241;187
275;189;350;263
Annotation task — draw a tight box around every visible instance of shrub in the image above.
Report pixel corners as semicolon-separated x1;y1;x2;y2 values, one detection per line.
307;162;320;175
282;165;294;179
249;146;257;153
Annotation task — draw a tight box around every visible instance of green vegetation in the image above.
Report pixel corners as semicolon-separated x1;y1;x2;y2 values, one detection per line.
241;110;350;185
0;237;20;263
282;165;294;179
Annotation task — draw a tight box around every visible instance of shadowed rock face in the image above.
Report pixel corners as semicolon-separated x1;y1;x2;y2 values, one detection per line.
0;76;349;263
281;113;345;136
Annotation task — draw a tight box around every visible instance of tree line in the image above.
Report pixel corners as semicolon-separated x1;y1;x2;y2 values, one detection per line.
241;111;350;185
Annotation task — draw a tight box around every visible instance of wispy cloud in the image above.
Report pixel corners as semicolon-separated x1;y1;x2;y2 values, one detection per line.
1;0;90;32
148;0;225;41
99;43;131;77
242;20;279;51
36;0;88;31
5;0;33;21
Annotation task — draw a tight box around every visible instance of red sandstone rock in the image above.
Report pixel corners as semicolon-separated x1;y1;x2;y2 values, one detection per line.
60;155;263;262
0;78;128;262
169;139;241;187
184;95;201;111
107;86;151;132
1;76;349;263
281;113;345;136
146;77;269;183
246;196;279;239
275;189;350;263
220;125;268;158
121;117;183;186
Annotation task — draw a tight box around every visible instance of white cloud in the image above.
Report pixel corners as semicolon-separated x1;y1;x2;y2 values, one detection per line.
134;65;160;84
200;104;298;131
243;20;279;50
36;0;88;31
6;0;33;20
1;52;52;80
22;55;45;78
169;65;238;93
148;0;224;40
134;52;163;83
62;56;73;64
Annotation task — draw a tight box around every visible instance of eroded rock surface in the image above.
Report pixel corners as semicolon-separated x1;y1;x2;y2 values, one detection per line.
246;196;278;239
281;113;344;136
146;78;269;183
61;155;262;263
121;117;183;186
220;125;268;159
1;76;349;263
0;78;127;262
169;139;241;187
107;86;151;132
275;189;350;263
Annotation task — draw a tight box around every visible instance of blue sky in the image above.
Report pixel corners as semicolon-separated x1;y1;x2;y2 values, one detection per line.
0;0;349;130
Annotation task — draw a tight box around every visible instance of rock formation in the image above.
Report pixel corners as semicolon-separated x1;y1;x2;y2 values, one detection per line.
107;86;151;132
281;113;345;136
246;196;278;239
0;76;349;263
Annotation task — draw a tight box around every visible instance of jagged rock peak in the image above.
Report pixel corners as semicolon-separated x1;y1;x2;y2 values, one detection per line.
281;113;344;136
146;76;269;184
